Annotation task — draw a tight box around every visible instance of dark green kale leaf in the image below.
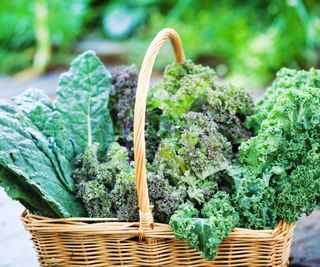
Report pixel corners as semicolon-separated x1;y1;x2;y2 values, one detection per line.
170;192;239;260
0;51;117;218
0;100;85;217
56;50;114;160
238;75;320;225
13;88;74;164
13;89;74;192
246;68;320;133
230;166;277;229
0;167;57;217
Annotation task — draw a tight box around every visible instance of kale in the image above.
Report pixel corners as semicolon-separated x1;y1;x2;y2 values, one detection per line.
238;69;320;225
0;50;115;218
109;65;138;159
55;50;114;160
169;192;239;260
246;68;320;133
75;143;185;222
230;166;277;229
148;173;185;223
150;60;254;149
75;143;139;221
154;112;233;206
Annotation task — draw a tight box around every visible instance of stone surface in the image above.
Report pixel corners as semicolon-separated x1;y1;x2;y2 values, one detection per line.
289;211;320;267
0;188;38;267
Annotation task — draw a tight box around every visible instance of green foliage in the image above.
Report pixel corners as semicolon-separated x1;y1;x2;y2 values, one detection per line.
134;0;320;86
0;167;57;217
56;50;114;160
75;143;139;221
75;142;183;223
246;68;320;133
0;100;85;217
169;192;239;260
148;173;185;223
154;112;233;205
149;61;253;211
0;51;116;218
238;69;320;224
230;166;277;229
0;0;89;73
150;60;254;148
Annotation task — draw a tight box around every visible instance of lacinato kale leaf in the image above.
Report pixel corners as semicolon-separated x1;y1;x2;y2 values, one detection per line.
0;101;85;217
13;88;74;164
0;167;57;217
56;50;114;160
0;51;115;218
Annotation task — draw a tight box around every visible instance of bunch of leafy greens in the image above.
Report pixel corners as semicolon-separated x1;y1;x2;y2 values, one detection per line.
149;60;254;205
236;68;320;228
4;49;320;263
0;50;114;217
149;60;254;149
147;60;254;258
74;143;182;223
154;112;233;205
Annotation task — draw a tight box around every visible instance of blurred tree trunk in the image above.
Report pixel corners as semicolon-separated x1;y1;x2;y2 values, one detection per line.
33;0;51;74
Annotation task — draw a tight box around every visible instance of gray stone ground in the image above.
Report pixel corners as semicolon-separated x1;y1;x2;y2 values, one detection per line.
0;70;319;266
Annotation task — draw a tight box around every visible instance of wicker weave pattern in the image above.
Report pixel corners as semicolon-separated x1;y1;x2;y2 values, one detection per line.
22;211;294;266
21;28;295;266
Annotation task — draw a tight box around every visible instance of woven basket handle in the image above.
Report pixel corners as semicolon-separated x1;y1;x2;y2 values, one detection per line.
134;28;185;229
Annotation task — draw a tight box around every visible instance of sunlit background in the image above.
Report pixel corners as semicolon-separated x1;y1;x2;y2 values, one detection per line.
0;1;319;266
0;0;319;88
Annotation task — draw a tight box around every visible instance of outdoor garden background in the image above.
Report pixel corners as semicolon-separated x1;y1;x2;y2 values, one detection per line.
0;1;319;266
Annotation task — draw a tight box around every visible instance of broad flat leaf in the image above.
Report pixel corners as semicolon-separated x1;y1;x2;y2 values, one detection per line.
0;167;57;217
13;89;75;191
55;50;114;159
0;100;85;217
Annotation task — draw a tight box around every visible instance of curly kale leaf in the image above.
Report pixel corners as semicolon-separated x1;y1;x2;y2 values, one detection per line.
238;79;320;224
148;173;185;223
150;60;254;148
246;68;320;133
109;65;138;159
75;142;139;221
275;144;320;223
170;192;239;260
230;166;277;229
154;112;233;205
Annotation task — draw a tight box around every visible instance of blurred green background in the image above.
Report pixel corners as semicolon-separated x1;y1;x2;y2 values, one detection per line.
1;0;319;88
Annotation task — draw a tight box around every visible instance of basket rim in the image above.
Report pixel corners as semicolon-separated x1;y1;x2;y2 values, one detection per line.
21;209;295;240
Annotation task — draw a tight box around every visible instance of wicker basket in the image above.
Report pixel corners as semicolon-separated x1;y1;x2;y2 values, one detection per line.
21;28;295;267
